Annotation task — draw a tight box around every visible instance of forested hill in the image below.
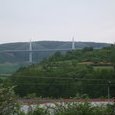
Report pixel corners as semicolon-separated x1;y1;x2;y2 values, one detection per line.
11;45;115;98
0;41;110;63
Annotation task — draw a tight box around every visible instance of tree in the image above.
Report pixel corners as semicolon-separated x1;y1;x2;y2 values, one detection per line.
49;51;63;61
82;47;93;52
0;84;19;115
110;45;115;70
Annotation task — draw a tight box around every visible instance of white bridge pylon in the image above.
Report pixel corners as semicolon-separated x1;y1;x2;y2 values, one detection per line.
28;38;75;63
72;37;75;50
29;40;32;63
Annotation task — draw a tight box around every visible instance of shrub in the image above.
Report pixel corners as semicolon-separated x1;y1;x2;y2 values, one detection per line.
52;102;114;115
0;84;20;115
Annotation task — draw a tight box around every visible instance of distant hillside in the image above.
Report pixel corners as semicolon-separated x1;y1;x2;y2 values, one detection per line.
0;41;110;63
11;45;115;98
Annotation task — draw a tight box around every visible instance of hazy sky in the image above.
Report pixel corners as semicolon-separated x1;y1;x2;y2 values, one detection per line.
0;0;115;44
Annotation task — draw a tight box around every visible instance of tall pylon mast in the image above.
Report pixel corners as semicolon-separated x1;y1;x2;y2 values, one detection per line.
72;37;75;50
29;40;32;63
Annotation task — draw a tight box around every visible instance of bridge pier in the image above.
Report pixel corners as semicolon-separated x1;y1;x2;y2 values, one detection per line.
29;40;32;63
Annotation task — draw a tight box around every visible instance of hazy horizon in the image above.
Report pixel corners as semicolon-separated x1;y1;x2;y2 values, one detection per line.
0;40;112;45
0;0;115;44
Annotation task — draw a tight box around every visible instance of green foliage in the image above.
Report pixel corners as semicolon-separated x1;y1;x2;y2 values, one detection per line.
26;93;37;99
15;102;115;115
0;84;20;115
82;47;94;52
52;102;114;115
29;106;50;115
0;63;20;74
110;46;115;69
10;46;115;98
11;60;115;98
11;63;94;98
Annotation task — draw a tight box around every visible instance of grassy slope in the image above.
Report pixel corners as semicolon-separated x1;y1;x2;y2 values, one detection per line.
0;42;111;74
0;63;20;74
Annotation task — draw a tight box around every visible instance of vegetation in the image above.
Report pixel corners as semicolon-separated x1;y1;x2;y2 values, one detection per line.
4;102;115;115
10;102;114;115
0;82;115;114
0;84;20;115
1;43;115;114
0;63;20;74
110;45;115;69
10;46;115;98
52;102;115;115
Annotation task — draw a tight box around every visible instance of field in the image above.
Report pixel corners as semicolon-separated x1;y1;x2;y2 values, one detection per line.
93;65;114;70
0;63;20;74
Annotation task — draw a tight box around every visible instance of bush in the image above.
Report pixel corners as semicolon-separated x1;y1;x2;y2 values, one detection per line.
0;84;20;115
52;102;114;115
31;106;50;115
